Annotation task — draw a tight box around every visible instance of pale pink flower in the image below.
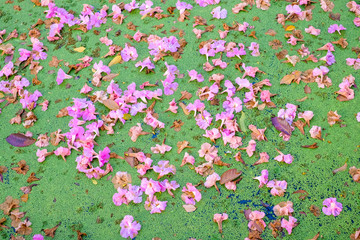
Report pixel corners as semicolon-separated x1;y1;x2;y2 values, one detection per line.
248;42;260;57
356;112;360;122
181;152;195;166
153;160;176;179
198;142;218;162
113;188;129;206
273;201;294;216
160;179;180;197
54;147;71;161
36;149;52;163
322;198;342;216
225;181;237;191
298;111;314;126
120;215;141;239
267;180;287;196
309;126;322;140
141;178;162;196
80;83;93;94
204;172;220;188
211;6;227;19
136;158;153;175
241;140;256;157
274;149;293;164
203;128;221;143
144;196;167;214
328;24;346;34
35;134;49;148
33;234;44;240
281;216;297;234
213;213;228;233
151;143;172;154
253;152;269;165
165;99;178;113
181;183;201;205
56;68;72;85
305;26;321;36
100;36;113;46
253;169;268;188
248;211;266;232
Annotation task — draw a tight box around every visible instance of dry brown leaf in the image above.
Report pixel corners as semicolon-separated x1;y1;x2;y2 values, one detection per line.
265;29;277;36
304;85;311;94
301;143;318;149
177;141;193;154
102;99;119;110
271;117;292;136
0;166;7;183
293;120;306;135
275;49;288;60
220;169;242;185
332;38;348;49
349;166;360;183
27;172;40;183
56;107;68;118
296;96;308;102
49;56;62;68
183;204;196;212
310;232;320;240
170;120;184;132
309;205;321;217
178;102;190;115
0;217;9;230
280;74;295;85
76;230;87;240
73;47;85;53
293;189;309;200
12;160;29;175
43;222;61;238
102;73;119;82
179;91;192;101
16;219;32;235
0;196;20;215
20;194;28;202
124;148;141;167
269;39;282;50
327;111;341;126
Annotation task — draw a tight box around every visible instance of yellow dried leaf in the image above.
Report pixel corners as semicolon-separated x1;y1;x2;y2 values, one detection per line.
92;179;97;185
73;47;86;53
108;55;122;67
285;25;295;31
102;99;119;110
123;114;131;120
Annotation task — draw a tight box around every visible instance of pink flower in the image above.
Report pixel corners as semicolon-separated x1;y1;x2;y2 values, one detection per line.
56;68;72;85
322;198;343;216
248;211;266;232
253;152;269;165
120;215;141;239
267;180;287;196
286;5;302;15
181;152;195;166
203;128;221;143
356;112;360;122
54;147;71;161
145;196;167;214
354;17;360;27
113;188;129;206
204;172;220;188
198;143;218;162
160;179;180;197
97;146;110;167
253;169;268;188
151;143;172;154
181;183;201;205
213;213;228;233
211;6;227;19
188;69;204;82
298;111;314;126
100;36;113;46
141;178;162;196
80;83;92;94
328;24;346;34
305;26;321;36
135;57;155;72
176;0;193;14
124;0;139;12
195;110;213;130
144;112;165;129
153;160;176;179
136;157;153;175
94;60;111;75
242;63;259;78
273;201;294;216
128;123;150;142
125;184;143;204
281;216;297;234
274;149;293;164
33;234;44;240
248;42;260;57
241;140;256;157
165;99;178;113
121;43;138;62
309;126;322;140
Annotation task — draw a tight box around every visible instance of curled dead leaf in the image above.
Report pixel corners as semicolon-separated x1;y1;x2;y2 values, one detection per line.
332;162;347;175
220;169;242;185
183;204;196;212
301;143;318;149
309;205;320;217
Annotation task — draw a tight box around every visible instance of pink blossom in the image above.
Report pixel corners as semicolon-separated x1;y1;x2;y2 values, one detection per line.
203;128;221;143
54;147;71;161
274;150;293;164
144;112;165;129
248;42;260;56
121;43;138;62
354;17;360;27
235;78;252;90
212;58;228;69
136;157;153;175
151;143;172;154
213;213;228;233
267;180;287;196
309;126;322;140
211;6;227;19
328;24;346;34
253;169;268;188
181;183;201;205
248;211;266;231
181;152;195;166
113;188;130;206
320;51;336;65
317;43;335;51
253;152;269;165
129;123;150;142
97;146;110;167
153;160;176;179
273;201;294;216
188;69;204;82
238;22;249;32
36;149;52;163
281;216;297;234
124;0;139;12
141;178;162;196
47;23;64;41
225;181;237;191
145;195;167;214
100;36;113;46
125;184;143;204
240;140;256;157
322;198;343;216
204;172;220;188
198;142;218;162
195;110;213;129
286;5;302;15
176;0;193;14
242;63;259;78
120;215;141;239
33;234;44;240
219;30;229;39
160;179;180;197
356;112;360;122
80;83;92;94
305;26;321;36
94;60;111;75
298;111;314;126
0;62;14;78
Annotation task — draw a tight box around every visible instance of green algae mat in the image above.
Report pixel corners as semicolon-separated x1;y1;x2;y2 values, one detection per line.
1;0;360;239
